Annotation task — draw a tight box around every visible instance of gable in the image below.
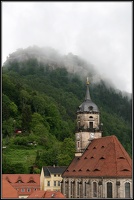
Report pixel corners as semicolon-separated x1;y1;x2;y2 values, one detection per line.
2;179;18;198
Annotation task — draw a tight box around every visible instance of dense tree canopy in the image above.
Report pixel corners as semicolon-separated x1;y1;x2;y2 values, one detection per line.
2;48;132;173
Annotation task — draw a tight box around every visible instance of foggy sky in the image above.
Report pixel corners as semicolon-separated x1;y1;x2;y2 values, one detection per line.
2;2;132;93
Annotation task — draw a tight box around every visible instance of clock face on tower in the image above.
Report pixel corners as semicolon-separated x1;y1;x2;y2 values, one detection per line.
90;132;95;139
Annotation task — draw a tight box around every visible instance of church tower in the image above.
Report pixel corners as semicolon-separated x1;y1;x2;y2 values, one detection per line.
75;78;102;156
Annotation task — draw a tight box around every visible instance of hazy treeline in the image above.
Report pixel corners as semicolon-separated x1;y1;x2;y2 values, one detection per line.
2;47;132;174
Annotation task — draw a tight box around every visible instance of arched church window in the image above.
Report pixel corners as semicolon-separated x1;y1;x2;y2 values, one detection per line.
125;182;130;198
107;182;112;198
70;182;73;197
77;181;79;197
84;182;87;197
93;182;97;197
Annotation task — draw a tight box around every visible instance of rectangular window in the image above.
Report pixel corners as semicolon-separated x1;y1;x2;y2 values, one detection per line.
54;174;56;177
89;122;93;129
58;174;60;177
34;188;37;191
27;188;31;192
21;188;25;192
54;181;56;186
58;181;60;186
47;181;50;186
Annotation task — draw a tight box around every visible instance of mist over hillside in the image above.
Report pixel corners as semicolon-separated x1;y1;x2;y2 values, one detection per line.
3;45;131;98
2;46;132;173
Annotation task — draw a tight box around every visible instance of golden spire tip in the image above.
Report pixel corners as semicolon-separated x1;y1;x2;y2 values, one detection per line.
86;77;89;85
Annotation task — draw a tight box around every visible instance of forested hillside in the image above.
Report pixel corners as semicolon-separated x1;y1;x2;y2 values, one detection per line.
2;47;132;174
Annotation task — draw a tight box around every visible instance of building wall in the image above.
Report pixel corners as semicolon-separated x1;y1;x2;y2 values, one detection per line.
77;113;100;130
41;173;63;191
40;168;44;190
44;174;62;191
61;177;132;198
19;195;28;198
75;112;102;155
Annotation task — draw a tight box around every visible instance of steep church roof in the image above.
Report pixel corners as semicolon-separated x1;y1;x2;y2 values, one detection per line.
62;135;132;178
77;81;99;113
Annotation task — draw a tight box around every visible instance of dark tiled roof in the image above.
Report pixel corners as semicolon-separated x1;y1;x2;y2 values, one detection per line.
43;166;67;177
77;84;99;113
62;135;132;178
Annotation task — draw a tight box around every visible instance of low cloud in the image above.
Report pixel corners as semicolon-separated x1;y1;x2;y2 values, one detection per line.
2;2;132;93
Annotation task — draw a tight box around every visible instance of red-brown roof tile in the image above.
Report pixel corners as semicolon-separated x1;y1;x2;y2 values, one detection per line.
28;190;66;198
2;174;40;184
2;179;19;198
2;174;40;196
62;135;132;178
27;190;45;198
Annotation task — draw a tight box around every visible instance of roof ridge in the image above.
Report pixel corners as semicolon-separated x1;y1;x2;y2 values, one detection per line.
47;167;51;175
114;136;132;168
112;136;118;176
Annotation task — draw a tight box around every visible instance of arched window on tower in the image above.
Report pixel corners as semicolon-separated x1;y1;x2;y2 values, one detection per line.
125;182;130;198
77;141;80;148
107;182;112;198
89;116;93;119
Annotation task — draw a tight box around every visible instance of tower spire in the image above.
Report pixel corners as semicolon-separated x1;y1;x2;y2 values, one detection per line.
85;77;91;101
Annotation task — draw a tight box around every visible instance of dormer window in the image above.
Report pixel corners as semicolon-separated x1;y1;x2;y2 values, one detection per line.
100;156;105;159
121;169;129;171
118;156;125;159
16;176;24;183
89;106;93;111
27;177;35;183
18;180;22;183
94;168;100;171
